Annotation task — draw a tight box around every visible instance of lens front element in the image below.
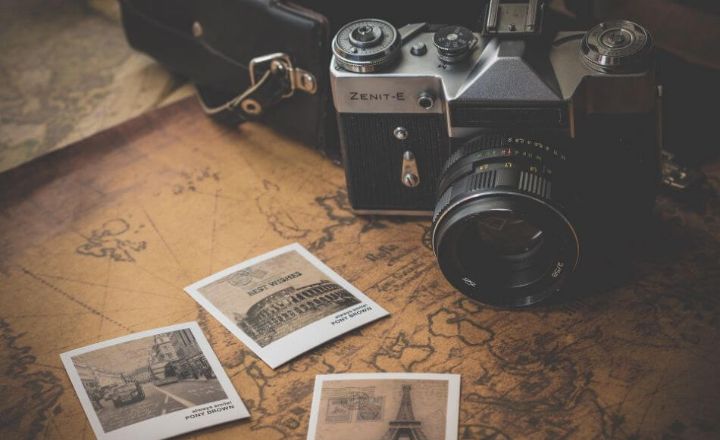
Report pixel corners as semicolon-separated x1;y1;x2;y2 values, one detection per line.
470;214;544;257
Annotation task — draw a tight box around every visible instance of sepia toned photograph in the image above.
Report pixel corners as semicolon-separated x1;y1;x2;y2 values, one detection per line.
185;244;389;368
307;373;461;440
61;322;249;440
198;249;361;347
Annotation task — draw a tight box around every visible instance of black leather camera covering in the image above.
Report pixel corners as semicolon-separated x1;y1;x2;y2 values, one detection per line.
118;0;486;161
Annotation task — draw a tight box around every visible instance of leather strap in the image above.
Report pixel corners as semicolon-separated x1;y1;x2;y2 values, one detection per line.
196;62;292;125
195;52;317;126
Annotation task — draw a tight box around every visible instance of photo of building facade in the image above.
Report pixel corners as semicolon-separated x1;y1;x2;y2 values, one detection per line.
188;245;389;368
149;328;213;384
71;329;226;433
235;280;361;347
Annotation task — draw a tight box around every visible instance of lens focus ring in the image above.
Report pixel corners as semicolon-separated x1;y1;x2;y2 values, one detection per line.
434;168;553;224
433;136;562;226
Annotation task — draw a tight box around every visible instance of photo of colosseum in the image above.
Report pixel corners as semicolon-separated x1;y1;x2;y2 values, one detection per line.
235;280;361;347
195;249;364;348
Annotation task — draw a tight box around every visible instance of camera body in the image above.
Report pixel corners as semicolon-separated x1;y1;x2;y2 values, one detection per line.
330;6;660;306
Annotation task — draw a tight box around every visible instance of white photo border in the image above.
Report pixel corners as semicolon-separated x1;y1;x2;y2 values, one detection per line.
60;321;249;440
306;373;461;440
184;243;390;368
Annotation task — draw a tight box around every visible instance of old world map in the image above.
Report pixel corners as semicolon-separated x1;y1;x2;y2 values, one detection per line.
0;100;718;439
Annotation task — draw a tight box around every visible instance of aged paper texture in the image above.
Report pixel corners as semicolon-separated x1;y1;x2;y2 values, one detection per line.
185;244;389;368
308;373;460;440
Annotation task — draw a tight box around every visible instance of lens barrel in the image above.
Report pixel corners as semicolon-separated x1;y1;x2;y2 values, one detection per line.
431;135;580;307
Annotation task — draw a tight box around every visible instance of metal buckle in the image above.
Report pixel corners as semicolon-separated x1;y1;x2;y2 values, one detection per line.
248;52;317;98
196;52;318;119
660;150;704;191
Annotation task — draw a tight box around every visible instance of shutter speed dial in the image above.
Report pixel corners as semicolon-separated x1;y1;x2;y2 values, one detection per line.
332;19;401;73
433;25;478;63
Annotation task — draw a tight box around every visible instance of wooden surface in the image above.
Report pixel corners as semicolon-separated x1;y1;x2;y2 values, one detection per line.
1;99;719;439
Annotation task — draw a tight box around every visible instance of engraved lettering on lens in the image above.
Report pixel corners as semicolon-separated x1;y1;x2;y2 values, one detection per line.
350;92;406;101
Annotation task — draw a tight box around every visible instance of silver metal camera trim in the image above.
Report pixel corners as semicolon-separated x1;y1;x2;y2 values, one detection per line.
331;27;656;141
580;20;652;74
331;19;401;73
330;22;657;217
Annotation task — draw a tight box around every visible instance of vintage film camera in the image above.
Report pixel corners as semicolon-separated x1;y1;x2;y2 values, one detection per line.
330;1;660;306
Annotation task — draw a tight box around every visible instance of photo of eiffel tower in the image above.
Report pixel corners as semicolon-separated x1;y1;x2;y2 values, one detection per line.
380;384;429;440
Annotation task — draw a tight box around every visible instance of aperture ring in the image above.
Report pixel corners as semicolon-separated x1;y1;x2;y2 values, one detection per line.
438;136;565;198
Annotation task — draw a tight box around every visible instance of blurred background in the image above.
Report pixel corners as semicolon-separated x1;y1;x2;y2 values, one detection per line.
0;0;192;173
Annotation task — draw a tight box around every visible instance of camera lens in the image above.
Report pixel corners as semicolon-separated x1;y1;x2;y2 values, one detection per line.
431;135;579;307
